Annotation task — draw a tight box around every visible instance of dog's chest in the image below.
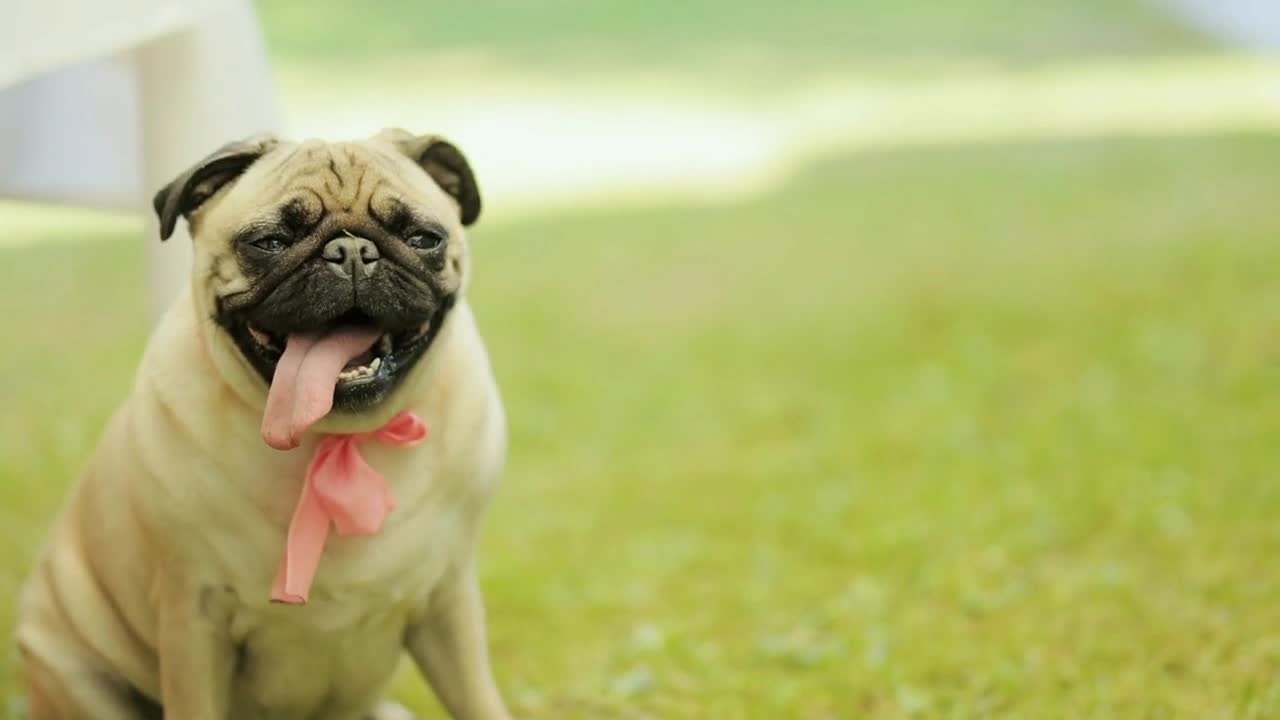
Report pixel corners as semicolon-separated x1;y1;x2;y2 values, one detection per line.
203;457;469;719
227;600;409;720
217;519;457;719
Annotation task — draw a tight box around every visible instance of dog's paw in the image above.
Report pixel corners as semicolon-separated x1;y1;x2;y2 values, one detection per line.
366;700;417;720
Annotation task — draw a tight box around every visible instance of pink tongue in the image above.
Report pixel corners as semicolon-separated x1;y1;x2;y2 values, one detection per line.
261;326;383;450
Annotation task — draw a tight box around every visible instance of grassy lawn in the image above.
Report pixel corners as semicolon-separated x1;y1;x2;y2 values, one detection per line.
258;0;1209;78
3;132;1279;717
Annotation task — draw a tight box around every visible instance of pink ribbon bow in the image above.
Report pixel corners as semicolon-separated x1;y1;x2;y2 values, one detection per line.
271;411;428;604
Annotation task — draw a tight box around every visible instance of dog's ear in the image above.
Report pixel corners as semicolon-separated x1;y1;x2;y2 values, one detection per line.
377;129;481;226
152;135;280;241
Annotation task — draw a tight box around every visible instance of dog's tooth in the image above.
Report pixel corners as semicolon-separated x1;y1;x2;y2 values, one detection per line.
370;357;382;371
379;335;393;354
248;326;272;346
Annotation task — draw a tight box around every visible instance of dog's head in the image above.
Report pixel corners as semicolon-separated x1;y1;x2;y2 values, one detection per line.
154;129;480;434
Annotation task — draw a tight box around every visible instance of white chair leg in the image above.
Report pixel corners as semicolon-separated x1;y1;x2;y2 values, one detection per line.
132;0;280;321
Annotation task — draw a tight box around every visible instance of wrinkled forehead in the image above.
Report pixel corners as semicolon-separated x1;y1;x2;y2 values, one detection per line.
229;139;453;231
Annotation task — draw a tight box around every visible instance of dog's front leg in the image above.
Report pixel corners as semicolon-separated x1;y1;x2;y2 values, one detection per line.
155;575;235;720
406;564;512;720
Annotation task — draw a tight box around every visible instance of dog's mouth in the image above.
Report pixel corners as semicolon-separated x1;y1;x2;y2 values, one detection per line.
225;293;455;435
239;311;438;389
247;323;392;386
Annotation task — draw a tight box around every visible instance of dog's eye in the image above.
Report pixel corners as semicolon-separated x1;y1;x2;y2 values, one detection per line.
249;235;291;253
406;229;446;251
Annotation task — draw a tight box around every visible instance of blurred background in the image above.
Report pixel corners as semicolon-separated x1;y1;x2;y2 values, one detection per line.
2;1;1279;718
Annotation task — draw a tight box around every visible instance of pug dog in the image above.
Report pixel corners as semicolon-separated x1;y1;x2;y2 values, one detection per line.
16;130;513;720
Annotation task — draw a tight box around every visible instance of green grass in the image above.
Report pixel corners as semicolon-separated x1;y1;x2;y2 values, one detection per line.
258;0;1208;71
4;133;1280;717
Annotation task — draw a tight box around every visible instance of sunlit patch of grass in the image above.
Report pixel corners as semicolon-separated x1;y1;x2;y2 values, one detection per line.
261;0;1212;102
259;0;1208;71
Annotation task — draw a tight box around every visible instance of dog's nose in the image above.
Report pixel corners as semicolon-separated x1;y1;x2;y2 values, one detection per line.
322;235;379;279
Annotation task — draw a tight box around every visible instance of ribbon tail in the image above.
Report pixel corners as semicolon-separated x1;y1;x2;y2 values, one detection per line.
268;415;426;605
270;481;331;605
317;441;396;536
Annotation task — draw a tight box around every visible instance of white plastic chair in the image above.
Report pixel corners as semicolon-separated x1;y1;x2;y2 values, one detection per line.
0;0;279;320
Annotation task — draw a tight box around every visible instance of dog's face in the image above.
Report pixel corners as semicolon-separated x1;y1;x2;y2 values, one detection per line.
154;129;481;414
